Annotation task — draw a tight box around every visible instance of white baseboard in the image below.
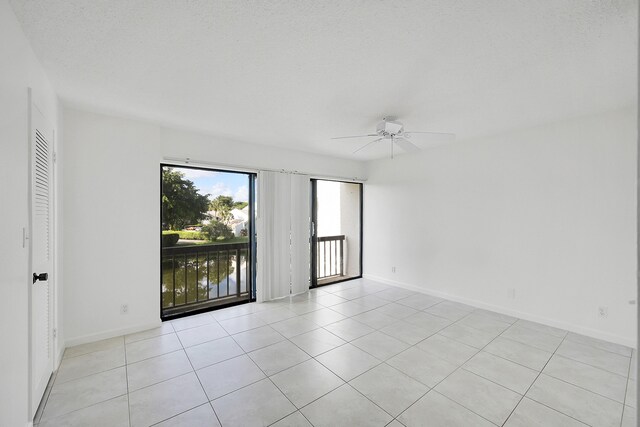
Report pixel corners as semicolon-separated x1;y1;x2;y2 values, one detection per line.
64;321;162;348
364;274;637;349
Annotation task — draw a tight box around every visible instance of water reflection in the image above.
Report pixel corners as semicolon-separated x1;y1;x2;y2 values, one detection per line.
162;249;248;309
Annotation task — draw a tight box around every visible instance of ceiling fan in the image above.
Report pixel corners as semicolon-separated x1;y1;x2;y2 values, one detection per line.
332;117;455;158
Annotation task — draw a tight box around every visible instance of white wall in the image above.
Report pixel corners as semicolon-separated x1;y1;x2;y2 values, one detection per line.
63;107;366;345
317;180;342;236
340;182;361;277
0;1;60;426
364;108;637;347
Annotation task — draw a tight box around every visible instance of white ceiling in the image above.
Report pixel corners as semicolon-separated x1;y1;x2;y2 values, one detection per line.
9;0;637;160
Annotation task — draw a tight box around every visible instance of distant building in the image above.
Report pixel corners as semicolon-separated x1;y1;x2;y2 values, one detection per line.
231;207;249;222
203;206;249;236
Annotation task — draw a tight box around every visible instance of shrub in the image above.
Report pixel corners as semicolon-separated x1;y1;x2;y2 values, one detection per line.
202;220;234;241
176;230;207;240
162;232;180;247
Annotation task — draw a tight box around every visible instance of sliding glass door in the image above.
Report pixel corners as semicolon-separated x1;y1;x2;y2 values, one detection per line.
160;165;255;320
311;179;363;287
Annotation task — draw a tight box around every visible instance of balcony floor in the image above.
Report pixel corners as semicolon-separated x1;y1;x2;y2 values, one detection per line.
316;274;359;287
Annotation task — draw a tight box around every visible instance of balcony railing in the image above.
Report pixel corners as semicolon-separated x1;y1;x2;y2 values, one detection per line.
161;242;250;318
316;235;345;280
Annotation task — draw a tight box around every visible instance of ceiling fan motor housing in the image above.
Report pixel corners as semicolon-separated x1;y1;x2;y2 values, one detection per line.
377;120;404;137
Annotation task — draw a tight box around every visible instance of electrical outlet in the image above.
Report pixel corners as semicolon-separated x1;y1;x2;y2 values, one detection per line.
507;288;516;299
121;304;129;314
391;266;396;273
598;306;608;318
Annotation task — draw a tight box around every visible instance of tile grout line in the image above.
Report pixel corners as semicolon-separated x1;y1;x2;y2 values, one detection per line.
146;403;215;427
190;315;224;426
454;320;631;380
33;286;462;425
277;330;399;424
267;287;440;424
308;351;392;419
123;337;132;427
536;369;630;406
300;296;483;425
519;398;595;427
49;281;634;426
478;333;627;382
224;327;302;426
124;336;183;366
130;312;383;415
222;284;631;426
499;331;568;426
560;333;634;358
59;337;123;360
398;310;500;424
434;317;566;425
384;306;505;426
450;315;615;426
498;332;605;427
38;395;130;425
264;374;311;426
618;347;634;427
153;328;225;427
545;346;631;378
128;317;217;425
52;346;136;386
39;353;129;422
182;325;347;406
396;306;578;424
304;291;484;425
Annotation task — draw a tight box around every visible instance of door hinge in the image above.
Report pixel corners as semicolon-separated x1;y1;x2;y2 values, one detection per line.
53;152;57;163
53;328;57;339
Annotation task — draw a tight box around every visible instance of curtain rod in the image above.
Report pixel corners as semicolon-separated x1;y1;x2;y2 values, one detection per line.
163;156;367;183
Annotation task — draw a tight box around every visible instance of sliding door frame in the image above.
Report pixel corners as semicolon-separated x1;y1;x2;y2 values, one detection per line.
310;178;364;288
159;163;256;321
311;179;318;287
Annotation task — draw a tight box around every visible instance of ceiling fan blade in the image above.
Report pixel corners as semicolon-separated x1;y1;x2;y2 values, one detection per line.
331;134;378;140
403;131;456;138
353;138;383;154
395;138;420;153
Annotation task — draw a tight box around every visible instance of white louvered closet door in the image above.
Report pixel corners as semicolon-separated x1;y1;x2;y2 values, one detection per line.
30;97;54;417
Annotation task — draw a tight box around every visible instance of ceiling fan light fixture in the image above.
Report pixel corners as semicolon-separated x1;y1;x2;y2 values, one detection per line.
376;119;404;136
332;117;455;159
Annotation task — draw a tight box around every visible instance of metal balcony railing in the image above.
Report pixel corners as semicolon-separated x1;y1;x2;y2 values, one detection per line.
316;235;345;280
161;242;250;318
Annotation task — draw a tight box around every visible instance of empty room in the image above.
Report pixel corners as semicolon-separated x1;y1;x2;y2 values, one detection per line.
1;1;637;426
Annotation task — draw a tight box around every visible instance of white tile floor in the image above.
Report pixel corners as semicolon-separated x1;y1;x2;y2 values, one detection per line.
35;278;637;427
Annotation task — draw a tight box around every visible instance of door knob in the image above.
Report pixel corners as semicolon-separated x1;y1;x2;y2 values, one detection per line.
33;272;48;284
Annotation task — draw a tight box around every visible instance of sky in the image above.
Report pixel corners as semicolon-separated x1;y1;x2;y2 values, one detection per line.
177;167;249;203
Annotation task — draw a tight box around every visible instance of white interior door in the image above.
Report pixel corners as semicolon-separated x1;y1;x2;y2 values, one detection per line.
30;97;54;417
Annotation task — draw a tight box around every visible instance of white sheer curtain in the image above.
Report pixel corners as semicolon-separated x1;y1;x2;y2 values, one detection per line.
290;173;311;295
256;171;310;302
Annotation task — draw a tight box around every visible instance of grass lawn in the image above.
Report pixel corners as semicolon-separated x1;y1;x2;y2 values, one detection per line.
173;236;249;247
174;240;209;247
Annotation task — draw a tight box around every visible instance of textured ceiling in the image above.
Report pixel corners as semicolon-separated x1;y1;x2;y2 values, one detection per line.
9;0;637;160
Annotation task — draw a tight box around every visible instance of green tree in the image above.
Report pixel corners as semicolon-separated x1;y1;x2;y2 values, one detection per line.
202;220;234;241
209;195;234;225
162;168;210;230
